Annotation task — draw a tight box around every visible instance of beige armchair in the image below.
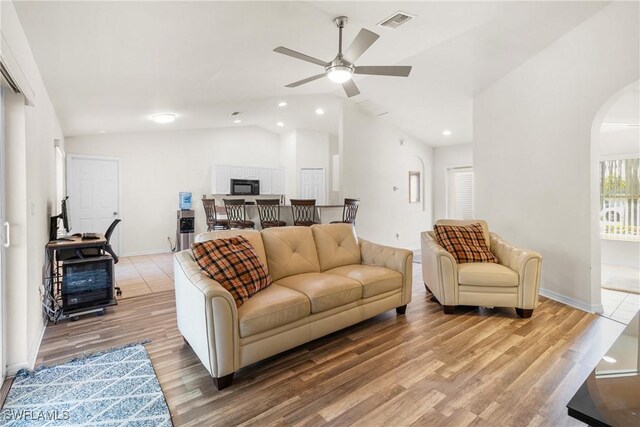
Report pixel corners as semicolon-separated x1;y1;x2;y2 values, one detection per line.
421;220;542;318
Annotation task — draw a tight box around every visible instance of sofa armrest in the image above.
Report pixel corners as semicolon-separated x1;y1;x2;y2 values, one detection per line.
490;232;542;309
174;250;239;378
359;239;413;306
420;231;458;305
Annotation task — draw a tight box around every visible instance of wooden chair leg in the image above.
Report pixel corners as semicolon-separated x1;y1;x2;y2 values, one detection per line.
396;305;407;315
516;308;533;318
443;305;456;314
213;372;234;390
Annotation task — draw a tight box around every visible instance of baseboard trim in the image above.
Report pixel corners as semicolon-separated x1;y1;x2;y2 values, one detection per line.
6;319;46;377
27;320;46;370
122;248;172;257
539;288;602;313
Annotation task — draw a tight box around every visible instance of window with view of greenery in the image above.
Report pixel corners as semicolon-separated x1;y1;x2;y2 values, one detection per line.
600;157;640;240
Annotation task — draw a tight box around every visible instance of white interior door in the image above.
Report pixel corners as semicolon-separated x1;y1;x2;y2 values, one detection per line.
299;168;326;205
68;155;122;254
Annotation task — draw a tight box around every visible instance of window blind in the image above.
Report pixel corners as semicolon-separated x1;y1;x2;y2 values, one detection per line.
600;157;640;241
447;167;474;220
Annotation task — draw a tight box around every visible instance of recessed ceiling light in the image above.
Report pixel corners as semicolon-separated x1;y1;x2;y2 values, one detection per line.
233;119;242;124
442;129;452;136
602;356;617;363
97;129;107;134
315;108;325;115
151;113;176;124
277;121;284;127
278;101;288;107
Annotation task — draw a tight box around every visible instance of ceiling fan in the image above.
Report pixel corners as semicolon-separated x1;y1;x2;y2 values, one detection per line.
274;16;412;98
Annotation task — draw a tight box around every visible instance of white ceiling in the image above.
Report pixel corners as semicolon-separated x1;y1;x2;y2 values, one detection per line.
14;1;608;146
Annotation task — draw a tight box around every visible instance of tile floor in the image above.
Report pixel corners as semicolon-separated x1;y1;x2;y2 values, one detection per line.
115;253;175;299
600;263;640;325
600;288;640;324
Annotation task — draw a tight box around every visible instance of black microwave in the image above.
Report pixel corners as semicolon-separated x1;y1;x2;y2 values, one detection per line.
231;179;260;195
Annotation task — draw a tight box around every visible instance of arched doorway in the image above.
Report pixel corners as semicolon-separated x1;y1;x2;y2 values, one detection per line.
591;81;640;324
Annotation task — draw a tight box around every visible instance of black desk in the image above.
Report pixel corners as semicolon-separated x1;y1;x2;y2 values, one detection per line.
45;235;117;322
567;311;640;426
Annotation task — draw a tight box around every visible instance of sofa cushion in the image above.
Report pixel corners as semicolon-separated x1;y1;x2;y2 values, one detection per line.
311;224;361;271
434;223;498;264
196;230;268;271
275;272;362;313
191;236;271;307
237;284;310;338
458;262;519;287
326;265;402;298
261;227;321;281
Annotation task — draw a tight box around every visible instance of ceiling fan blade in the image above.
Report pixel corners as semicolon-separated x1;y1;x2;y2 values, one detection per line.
343;29;380;64
342;79;360;98
354;66;412;77
274;46;328;67
285;73;326;88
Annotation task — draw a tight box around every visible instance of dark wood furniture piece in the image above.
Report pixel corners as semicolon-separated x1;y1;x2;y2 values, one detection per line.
45;234;117;322
567;311;639;427
223;199;255;229
290;199;320;226
331;198;360;225
256;199;287;228
202;198;230;231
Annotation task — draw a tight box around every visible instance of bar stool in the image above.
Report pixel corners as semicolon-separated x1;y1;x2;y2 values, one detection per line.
256;199;287;229
290;199;320;226
331;198;360;225
202;198;230;231
223;199;255;229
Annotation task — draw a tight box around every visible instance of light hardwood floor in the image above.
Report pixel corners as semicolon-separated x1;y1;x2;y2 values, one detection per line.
35;259;625;427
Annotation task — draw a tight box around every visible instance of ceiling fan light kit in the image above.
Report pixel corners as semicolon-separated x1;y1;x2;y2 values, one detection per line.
326;65;353;83
274;16;412;97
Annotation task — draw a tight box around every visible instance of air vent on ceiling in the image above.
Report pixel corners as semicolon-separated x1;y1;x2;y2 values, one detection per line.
377;11;415;29
356;99;388;117
230;111;244;116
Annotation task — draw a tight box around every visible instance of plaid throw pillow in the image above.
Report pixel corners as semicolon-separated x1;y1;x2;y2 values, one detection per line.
434;223;498;264
191;236;271;307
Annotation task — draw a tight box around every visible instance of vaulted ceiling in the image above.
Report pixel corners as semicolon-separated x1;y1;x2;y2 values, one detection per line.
14;1;608;146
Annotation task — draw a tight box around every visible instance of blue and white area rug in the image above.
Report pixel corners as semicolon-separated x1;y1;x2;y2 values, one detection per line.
1;343;172;426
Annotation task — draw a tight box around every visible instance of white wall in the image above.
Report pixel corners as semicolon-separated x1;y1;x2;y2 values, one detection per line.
602;240;640;269
341;101;434;250
66;126;281;255
432;144;473;221
473;2;639;312
2;0;64;374
280;130;297;201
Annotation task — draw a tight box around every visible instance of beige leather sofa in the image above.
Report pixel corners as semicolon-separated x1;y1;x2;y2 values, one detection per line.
421;220;542;318
174;223;412;389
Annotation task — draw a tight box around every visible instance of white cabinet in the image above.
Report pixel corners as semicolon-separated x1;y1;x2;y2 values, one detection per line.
245;167;259;180
212;165;231;194
272;169;285;195
258;168;272;194
230;166;246;179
